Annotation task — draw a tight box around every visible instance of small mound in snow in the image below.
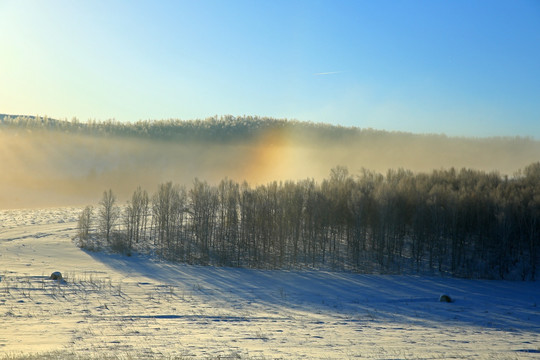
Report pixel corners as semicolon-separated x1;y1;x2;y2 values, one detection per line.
49;271;63;281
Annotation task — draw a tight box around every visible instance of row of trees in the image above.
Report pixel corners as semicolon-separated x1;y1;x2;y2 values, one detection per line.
78;163;540;280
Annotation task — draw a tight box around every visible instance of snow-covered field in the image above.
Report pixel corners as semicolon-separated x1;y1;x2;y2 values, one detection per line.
0;208;539;359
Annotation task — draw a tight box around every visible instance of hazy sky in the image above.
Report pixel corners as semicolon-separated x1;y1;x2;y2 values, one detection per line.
1;0;539;138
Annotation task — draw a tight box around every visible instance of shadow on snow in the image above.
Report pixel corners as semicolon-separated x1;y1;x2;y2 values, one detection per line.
86;250;540;332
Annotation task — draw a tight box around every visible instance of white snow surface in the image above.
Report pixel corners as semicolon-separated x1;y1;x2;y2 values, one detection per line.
0;208;539;359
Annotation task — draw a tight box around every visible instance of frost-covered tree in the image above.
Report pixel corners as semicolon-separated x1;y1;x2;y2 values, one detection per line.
124;186;149;251
189;179;219;264
98;189;120;244
151;182;186;259
77;205;93;245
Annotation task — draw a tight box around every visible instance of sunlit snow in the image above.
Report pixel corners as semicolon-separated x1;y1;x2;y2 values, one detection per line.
0;208;538;359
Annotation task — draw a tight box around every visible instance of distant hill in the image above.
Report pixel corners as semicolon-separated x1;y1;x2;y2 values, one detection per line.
0;113;404;144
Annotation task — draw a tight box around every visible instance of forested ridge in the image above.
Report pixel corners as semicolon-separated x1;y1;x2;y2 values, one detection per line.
1;113;537;145
0;114;364;143
79;164;540;280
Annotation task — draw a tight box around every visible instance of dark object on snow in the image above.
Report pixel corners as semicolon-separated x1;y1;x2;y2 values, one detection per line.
439;294;453;303
50;271;63;280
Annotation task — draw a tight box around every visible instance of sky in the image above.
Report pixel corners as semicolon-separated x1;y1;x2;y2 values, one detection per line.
1;0;539;138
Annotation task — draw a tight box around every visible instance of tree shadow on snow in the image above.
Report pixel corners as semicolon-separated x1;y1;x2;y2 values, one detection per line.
86;250;540;332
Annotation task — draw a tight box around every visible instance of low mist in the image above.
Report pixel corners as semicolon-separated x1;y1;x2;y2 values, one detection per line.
1;125;539;209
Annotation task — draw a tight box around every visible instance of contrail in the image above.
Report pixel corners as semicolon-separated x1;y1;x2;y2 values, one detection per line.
314;71;344;76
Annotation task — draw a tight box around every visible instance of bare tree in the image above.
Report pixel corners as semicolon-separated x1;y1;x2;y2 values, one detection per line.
77;205;93;247
190;179;218;264
125;186;149;251
152;182;186;259
99;189;120;244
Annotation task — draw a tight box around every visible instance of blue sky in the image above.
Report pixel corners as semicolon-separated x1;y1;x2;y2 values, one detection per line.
1;0;539;138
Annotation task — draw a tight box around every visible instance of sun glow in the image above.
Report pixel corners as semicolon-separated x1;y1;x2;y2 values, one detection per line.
240;128;293;184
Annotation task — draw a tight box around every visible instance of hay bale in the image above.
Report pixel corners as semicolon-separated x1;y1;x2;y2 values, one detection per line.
439;294;453;303
50;271;63;281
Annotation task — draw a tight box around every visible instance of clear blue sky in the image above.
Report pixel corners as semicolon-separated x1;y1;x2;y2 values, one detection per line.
1;0;539;138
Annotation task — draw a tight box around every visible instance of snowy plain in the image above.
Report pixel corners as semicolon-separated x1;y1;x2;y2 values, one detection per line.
0;207;539;359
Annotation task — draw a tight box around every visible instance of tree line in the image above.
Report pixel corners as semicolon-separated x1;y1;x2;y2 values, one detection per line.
77;163;540;280
2;114;536;146
0;114;361;143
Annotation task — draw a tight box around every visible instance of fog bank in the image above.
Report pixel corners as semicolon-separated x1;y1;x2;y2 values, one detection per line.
1;125;538;209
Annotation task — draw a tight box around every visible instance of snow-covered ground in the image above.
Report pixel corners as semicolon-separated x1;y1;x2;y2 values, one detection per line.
0;208;539;359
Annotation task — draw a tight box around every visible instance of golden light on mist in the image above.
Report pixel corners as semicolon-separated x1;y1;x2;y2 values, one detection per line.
1;125;539;209
240;128;294;184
